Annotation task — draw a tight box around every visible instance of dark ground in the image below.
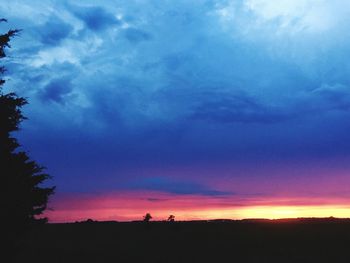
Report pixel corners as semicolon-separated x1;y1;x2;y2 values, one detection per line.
12;218;350;263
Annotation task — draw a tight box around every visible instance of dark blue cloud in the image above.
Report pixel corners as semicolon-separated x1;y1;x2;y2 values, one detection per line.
37;16;73;46
123;28;151;43
123;177;231;196
39;77;73;104
190;92;293;124
70;5;121;31
310;84;350;111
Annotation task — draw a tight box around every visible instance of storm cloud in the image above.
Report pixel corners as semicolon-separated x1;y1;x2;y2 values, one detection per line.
2;0;350;198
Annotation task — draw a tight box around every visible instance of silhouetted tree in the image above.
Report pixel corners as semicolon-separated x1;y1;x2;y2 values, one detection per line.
0;20;55;239
167;215;175;222
143;213;152;222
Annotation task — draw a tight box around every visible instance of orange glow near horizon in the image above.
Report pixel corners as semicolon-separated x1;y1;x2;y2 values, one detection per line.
46;204;350;223
45;192;350;222
235;205;350;219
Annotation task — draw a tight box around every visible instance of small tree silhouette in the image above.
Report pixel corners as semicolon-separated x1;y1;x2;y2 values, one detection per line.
167;215;175;222
143;213;152;222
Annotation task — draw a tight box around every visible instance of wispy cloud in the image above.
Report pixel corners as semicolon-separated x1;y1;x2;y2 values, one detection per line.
122;177;232;196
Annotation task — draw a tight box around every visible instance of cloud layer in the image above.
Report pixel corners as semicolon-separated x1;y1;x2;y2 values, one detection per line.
1;0;350;197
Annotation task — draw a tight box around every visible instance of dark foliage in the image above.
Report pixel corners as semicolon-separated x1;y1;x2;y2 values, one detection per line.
167;214;175;222
0;20;55;239
143;213;152;222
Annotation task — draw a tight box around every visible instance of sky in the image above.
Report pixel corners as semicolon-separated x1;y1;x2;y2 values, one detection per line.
2;0;350;222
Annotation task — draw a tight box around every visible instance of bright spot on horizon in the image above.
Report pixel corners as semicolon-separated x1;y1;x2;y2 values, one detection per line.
236;205;350;220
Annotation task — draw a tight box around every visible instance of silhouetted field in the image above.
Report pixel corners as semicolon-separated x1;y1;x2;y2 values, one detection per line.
14;218;350;263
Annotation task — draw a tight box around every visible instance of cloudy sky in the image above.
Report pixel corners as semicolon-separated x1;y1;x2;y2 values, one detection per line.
2;0;350;221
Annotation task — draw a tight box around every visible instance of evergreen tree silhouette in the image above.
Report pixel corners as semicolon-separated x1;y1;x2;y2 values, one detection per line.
0;20;55;239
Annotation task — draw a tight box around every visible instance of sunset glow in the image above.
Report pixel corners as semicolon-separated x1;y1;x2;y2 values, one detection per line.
45;192;350;222
47;204;350;222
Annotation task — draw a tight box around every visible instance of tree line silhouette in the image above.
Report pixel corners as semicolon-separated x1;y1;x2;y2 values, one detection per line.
142;213;175;222
0;19;55;245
